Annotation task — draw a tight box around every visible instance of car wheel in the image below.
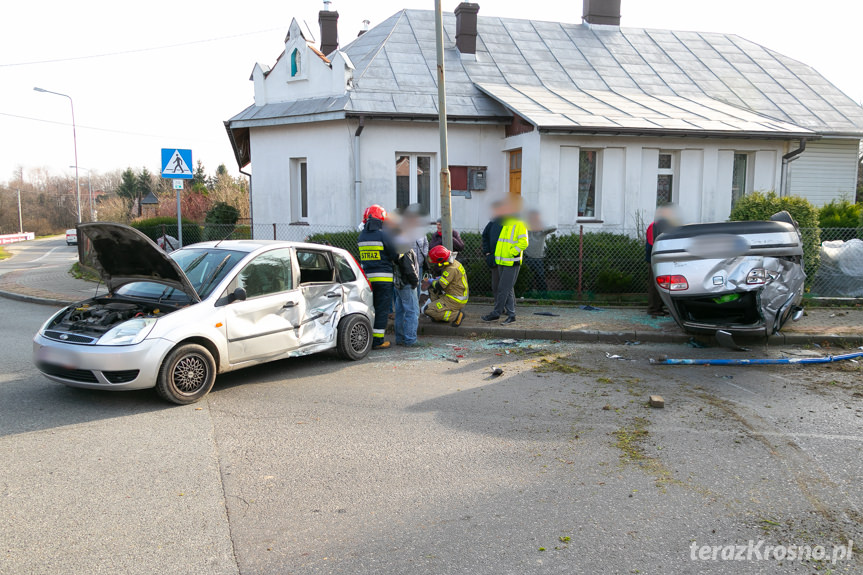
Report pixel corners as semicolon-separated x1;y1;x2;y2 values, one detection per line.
337;314;372;360
156;344;216;404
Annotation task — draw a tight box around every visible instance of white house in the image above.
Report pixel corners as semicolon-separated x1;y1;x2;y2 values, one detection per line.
225;0;863;234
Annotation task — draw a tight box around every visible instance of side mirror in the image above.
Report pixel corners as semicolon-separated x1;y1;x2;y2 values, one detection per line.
230;287;247;302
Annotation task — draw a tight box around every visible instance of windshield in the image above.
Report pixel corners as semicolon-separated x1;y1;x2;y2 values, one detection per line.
116;248;246;302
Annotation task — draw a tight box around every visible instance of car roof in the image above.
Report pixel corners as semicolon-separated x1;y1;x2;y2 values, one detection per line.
187;240;348;255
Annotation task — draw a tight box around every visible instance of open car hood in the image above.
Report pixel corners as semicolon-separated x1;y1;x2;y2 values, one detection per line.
77;223;201;302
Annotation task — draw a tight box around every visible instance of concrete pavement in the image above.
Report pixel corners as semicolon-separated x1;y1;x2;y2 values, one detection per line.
1;238;859;346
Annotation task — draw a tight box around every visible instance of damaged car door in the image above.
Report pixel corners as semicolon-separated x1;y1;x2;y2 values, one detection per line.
293;249;344;346
223;248;301;364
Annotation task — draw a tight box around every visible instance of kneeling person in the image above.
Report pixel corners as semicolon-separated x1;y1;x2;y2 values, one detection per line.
423;245;468;327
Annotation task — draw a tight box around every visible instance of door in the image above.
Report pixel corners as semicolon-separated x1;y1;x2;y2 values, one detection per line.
509;149;522;195
224;248;300;364
294;249;344;346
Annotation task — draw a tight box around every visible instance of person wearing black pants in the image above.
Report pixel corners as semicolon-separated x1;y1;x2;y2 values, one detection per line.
358;205;399;349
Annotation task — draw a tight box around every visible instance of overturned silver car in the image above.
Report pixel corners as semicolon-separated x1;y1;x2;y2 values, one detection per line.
651;212;805;336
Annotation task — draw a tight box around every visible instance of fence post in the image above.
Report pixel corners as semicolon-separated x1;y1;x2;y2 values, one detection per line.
161;224;165;242
272;223;277;240
578;225;583;298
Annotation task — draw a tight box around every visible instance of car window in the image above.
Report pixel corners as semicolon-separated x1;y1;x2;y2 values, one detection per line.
116;248;246;301
296;250;335;284
333;253;357;283
236;248;293;298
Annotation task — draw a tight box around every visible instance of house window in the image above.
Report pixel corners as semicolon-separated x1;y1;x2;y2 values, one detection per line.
290;158;308;222
731;153;750;209
578;150;599;218
656;151;677;206
290;49;301;77
395;154;433;215
509;149;522;195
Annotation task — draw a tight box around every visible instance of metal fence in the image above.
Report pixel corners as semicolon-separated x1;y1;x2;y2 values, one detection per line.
133;222;863;300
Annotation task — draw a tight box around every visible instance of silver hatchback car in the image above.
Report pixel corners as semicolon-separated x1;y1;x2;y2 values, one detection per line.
33;223;374;404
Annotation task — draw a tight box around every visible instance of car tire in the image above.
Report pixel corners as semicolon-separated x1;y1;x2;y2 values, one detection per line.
336;314;372;361
156;343;217;404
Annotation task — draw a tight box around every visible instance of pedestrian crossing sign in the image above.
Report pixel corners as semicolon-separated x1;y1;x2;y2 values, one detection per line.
161;148;193;179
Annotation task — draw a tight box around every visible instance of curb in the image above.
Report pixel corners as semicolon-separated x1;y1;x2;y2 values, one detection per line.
418;321;863;347
0;289;72;307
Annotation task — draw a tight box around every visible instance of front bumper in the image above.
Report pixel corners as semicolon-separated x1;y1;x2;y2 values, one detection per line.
32;335;175;390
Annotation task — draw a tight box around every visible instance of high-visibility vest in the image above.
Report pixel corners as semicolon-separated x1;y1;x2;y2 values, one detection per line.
493;218;529;266
434;260;469;305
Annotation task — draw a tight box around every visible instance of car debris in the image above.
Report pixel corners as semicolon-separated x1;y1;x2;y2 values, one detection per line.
491;367;504;377
605;352;628;360
715;330;750;351
533;312;560;317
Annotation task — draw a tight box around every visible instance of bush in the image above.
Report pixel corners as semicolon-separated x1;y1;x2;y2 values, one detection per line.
306;231;361;259
818;199;862;242
545;231;648;295
728;191;821;282
203;202;240;241
130;216;202;245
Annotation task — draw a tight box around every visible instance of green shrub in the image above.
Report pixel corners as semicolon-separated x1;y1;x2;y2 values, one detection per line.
306;231;361;259
545;231;647;294
130;216;202;245
596;269;633;293
203;202;240;240
728;191;821;282
818;199;862;242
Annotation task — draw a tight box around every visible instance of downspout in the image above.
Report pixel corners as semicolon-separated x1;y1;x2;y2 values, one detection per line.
779;139;806;197
354;116;365;225
240;167;252;235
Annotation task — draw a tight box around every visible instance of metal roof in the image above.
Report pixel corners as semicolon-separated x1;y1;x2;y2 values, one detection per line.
228;9;863;137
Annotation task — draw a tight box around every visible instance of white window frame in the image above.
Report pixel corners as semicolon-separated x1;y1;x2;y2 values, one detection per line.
286;45;308;83
577;148;603;221
290;158;308;223
731;152;754;209
395;153;437;216
656;150;679;206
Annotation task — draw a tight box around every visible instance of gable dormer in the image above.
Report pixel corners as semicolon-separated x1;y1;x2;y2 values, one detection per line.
251;17;353;106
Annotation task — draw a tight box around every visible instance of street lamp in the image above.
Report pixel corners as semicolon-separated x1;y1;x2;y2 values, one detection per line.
34;87;81;223
70;165;94;221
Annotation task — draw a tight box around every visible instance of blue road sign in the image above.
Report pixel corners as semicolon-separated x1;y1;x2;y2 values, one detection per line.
161;149;193;179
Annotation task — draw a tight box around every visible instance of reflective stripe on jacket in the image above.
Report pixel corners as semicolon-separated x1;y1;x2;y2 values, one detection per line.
494;218;529;266
432;260;469;305
358;218;399;282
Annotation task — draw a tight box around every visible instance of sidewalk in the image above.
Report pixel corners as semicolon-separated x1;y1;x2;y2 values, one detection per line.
1;261;860;345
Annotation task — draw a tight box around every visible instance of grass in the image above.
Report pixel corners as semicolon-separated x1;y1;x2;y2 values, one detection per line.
69;262;99;282
0;246;10;260
534;356;599;375
612;417;682;492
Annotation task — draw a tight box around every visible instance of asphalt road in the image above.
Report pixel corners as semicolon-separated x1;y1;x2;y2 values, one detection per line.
1;298;861;574
0;237;77;276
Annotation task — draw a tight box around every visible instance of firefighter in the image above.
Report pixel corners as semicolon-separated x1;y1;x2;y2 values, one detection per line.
358;205;399;349
422;245;468;327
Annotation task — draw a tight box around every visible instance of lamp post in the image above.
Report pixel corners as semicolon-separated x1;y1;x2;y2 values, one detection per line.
34;87;81;223
70;166;93;221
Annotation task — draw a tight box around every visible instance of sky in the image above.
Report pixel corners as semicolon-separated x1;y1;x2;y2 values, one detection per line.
1;0;861;184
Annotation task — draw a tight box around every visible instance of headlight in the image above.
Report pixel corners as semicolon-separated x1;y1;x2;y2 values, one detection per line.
97;318;157;346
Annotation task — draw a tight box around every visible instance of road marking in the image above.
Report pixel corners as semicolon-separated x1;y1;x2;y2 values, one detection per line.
31;247;60;262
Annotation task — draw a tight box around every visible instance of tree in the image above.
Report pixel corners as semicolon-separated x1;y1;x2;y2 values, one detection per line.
116;168;138;208
192;160;207;193
136;168;154;217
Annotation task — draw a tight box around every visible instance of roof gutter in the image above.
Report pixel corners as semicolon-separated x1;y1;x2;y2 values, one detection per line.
780;138;807;197
537;126;816;140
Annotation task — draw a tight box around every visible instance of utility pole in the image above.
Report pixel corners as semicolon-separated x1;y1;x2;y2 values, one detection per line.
434;0;453;250
17;188;23;233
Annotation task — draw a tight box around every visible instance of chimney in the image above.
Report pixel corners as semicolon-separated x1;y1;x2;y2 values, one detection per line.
454;2;480;55
319;1;339;55
358;19;370;37
582;0;621;26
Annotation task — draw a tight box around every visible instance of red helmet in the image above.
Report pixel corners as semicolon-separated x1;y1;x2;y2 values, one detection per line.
363;204;387;223
428;245;451;265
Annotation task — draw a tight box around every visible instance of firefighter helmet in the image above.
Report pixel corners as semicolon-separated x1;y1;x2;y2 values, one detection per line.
428;245;451;264
362;204;388;223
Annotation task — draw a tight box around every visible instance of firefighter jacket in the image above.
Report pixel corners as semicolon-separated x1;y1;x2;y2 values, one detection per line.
358;218;399;283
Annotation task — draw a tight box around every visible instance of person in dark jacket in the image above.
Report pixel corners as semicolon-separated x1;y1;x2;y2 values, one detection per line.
358;205;400;349
481;200;505;303
429;218;466;253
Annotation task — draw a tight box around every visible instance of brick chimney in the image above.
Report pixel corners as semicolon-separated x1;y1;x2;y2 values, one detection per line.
582;0;621;26
454;2;480;55
319;1;339;55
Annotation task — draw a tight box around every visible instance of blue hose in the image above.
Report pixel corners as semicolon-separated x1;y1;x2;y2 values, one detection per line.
650;351;863;366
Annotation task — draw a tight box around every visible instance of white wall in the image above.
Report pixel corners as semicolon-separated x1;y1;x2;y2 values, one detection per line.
789;138;860;205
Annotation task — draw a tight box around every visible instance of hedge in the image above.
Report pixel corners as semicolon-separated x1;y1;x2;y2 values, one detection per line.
728;191;820;284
